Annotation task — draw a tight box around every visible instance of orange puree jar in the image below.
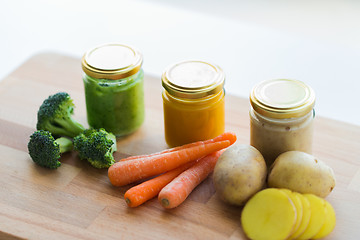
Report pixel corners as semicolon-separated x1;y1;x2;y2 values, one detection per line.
162;60;225;147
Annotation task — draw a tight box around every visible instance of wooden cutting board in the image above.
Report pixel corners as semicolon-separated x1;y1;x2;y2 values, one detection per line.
0;53;359;240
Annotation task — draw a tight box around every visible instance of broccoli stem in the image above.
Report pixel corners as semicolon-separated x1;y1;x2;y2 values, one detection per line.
53;117;85;137
55;137;73;153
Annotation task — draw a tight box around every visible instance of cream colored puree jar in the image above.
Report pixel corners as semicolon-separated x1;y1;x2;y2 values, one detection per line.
250;79;316;167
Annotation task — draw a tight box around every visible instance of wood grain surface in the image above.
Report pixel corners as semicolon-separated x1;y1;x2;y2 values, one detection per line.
0;53;359;240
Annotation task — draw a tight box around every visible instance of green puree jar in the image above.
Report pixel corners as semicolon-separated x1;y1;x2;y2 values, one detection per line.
81;43;145;137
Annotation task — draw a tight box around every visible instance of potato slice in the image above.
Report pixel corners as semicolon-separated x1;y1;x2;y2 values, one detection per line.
288;193;311;239
297;194;326;240
312;200;336;239
241;188;296;240
279;189;303;236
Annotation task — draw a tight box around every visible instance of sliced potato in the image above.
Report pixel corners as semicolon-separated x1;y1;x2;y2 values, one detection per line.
297;194;326;240
279;189;302;236
288;192;311;239
241;188;296;240
312;200;336;239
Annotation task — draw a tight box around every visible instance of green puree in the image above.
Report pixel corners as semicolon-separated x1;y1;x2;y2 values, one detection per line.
83;70;145;137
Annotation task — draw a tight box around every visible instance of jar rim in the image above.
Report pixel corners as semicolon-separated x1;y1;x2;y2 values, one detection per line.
250;79;315;119
162;60;225;99
81;43;143;80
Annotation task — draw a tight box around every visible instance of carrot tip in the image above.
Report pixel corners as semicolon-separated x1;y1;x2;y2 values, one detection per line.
161;198;170;208
125;198;131;206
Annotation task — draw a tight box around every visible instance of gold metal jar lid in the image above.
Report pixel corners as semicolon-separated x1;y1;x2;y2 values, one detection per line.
162;60;225;99
81;43;143;80
250;79;315;119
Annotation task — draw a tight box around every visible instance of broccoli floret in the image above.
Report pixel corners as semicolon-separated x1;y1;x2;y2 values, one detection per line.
74;128;117;169
36;92;85;138
28;130;73;169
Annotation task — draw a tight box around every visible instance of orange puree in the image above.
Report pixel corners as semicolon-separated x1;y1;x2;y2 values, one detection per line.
163;90;225;147
161;60;225;147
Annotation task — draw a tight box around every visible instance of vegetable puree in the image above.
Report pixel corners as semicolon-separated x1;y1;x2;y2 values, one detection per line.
83;71;144;136
163;90;225;147
250;109;314;166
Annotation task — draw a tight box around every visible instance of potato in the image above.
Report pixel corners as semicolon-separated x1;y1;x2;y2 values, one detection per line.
297;194;326;240
213;144;267;206
313;200;336;239
241;188;297;240
280;189;303;236
268;151;336;198
241;189;336;240
288;192;311;239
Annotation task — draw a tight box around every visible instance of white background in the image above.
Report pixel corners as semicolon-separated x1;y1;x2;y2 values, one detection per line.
1;0;359;126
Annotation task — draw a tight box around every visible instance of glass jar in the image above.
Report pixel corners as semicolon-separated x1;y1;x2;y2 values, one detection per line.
81;43;145;137
162;60;225;147
249;79;316;167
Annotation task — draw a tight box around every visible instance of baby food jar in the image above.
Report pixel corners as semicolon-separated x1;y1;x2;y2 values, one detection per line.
249;79;316;167
162;60;225;147
81;43;145;137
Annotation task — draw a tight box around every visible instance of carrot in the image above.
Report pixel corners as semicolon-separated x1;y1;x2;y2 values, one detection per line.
124;161;197;207
122;132;236;162
108;140;230;187
158;150;224;209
